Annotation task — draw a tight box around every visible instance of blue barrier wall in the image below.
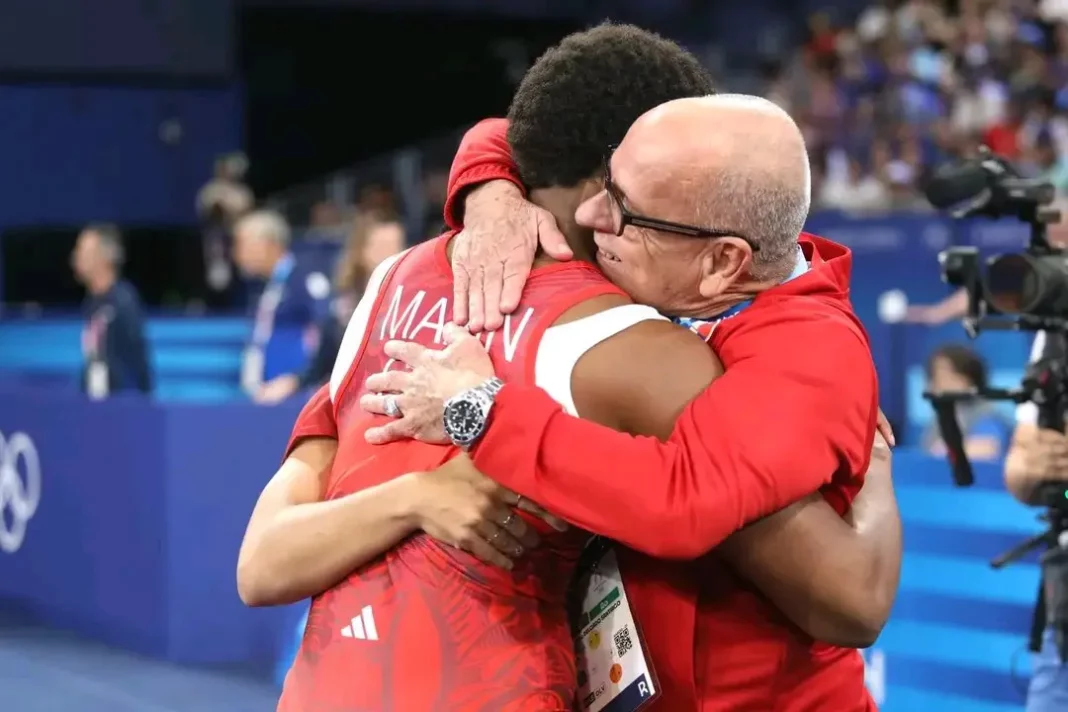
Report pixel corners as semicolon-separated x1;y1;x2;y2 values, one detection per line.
0;84;242;229
0;387;306;664
0;317;251;401
0;383;1045;708
868;454;1040;711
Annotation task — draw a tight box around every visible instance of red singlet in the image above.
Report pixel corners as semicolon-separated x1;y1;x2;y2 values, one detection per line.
278;235;623;712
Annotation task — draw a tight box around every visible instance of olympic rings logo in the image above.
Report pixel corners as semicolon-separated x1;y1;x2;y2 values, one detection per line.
0;431;41;554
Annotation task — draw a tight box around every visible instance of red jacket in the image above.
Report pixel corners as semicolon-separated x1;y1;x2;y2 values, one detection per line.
447;119;880;711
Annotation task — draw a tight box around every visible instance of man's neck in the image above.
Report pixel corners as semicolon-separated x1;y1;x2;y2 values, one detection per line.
674;280;777;320
87;272;117;296
678;245;807;319
528;187;595;266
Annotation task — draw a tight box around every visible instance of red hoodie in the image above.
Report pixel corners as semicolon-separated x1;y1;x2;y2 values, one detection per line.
445;119;880;711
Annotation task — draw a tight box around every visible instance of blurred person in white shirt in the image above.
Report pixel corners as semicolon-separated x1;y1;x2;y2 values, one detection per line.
196;153;254;307
1040;0;1068;24
951;73;1008;135
818;155;890;214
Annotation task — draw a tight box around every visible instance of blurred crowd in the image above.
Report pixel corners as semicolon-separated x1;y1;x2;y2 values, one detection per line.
158;0;1068;405
765;0;1068;214
246;1;1068;227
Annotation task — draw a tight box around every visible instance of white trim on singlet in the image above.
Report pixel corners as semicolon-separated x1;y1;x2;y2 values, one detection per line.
534;304;667;416
330;249;410;401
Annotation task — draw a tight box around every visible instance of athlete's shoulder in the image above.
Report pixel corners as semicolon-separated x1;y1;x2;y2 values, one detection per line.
516;260;623;319
284;385;337;460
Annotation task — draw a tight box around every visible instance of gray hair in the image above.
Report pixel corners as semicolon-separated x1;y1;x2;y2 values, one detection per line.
237;210;291;246
85;223;125;267
692;95;810;282
695;169;809;282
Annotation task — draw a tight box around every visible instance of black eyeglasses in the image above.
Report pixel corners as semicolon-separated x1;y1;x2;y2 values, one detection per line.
602;147;760;252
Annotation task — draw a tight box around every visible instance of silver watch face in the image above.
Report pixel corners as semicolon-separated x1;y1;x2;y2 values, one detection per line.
444;398;485;445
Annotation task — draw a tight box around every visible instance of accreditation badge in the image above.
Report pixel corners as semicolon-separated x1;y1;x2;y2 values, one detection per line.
570;541;658;712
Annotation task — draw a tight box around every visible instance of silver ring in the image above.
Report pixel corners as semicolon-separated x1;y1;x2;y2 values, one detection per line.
515;495;524;510
383;395;402;418
489;530;503;543
501;512;516;529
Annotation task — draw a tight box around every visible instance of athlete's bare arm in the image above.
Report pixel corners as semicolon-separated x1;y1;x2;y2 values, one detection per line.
566;295;900;647
237;437;419;606
717;436;899;647
238;436;535;606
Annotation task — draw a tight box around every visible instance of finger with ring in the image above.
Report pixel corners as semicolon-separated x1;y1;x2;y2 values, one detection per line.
360;393;406;419
500;510;538;549
384;395;402;418
365;370;412;394
477;521;523;558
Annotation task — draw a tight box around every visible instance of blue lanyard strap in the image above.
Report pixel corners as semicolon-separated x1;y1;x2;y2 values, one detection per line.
671;245;808;339
672;300;750;341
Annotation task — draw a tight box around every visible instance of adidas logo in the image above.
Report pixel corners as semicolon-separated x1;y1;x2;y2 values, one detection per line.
340;605;379;641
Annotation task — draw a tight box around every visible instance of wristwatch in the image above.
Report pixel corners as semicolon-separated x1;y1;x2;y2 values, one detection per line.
442;377;505;449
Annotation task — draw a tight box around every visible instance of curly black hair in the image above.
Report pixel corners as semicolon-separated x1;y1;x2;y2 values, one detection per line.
507;23;716;190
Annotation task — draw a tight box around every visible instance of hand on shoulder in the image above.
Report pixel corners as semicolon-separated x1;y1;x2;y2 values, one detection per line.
452;181;571;331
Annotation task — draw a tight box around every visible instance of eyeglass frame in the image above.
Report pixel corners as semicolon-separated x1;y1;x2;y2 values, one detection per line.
601;146;760;252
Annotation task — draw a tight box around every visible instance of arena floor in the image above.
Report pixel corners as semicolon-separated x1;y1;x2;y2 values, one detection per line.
1;617;279;712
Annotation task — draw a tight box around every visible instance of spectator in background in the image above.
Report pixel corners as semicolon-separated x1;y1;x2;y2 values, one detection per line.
71;224;152;398
357;184;396;215
923;344;1009;461
779;0;1068;215
234;210;331;397
1003;328;1068;711
422;170;449;239
1029;138;1068;194
818;155;891;213
255;212;406;404
305;200;350;242
196;153;254;309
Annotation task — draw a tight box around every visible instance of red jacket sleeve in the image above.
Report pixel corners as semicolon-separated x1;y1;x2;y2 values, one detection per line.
283;385;337;461
443;118;523;230
470;324;877;559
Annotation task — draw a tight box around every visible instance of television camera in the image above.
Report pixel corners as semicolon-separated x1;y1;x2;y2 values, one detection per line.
922;146;1068;662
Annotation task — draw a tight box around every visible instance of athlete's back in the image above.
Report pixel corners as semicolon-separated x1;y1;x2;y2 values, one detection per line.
279;234;664;712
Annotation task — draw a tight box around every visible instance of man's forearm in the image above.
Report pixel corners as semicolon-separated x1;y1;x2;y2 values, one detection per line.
472;369;873;559
1005;447;1045;505
237;476;419;606
444;118;521;229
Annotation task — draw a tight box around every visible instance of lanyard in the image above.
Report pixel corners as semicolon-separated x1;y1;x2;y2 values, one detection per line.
671;301;750;343
251;253;295;347
671;246;809;341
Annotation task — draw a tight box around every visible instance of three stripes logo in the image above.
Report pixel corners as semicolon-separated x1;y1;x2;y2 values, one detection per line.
340;605;379;641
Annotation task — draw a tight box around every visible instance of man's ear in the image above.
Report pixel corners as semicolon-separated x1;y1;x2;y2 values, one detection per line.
697;239;752;299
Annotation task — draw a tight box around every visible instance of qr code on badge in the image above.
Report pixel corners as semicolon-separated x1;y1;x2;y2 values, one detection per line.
613;625;633;658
